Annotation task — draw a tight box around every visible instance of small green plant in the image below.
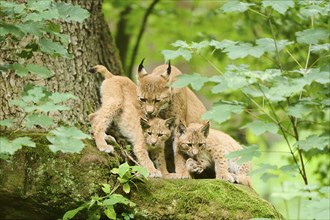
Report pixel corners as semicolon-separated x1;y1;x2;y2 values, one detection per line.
63;162;148;220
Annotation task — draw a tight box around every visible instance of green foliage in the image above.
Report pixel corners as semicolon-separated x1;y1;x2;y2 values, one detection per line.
0;0;90;156
63;162;148;220
159;0;329;219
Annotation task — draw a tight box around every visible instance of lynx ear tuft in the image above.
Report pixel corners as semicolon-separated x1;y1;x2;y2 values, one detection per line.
138;58;148;77
161;60;171;79
140;117;150;129
200;121;210;137
177;121;186;136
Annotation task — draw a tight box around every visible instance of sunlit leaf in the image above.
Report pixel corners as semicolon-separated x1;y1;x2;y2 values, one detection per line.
103;206;116;220
202;102;244;124
123;183;130;194
63;205;86;220
0;137;36;155
0;119;16;128
262;0;294;14
131;166;149;178
26;64;53;79
35;102;70;112
296;29;329;44
49;92;77;103
209;39;237;50
103;194;136;207
241;120;278;135
56;2;90;22
172;73;209;90
224;42;264;59
102;184;111;194
222;1;255;13
256;38;293;53
38;38;69;57
25;113;54;128
300;198;330;220
161;48;192;61
287;104;311;119
295;135;329;151
171;40;189;48
226;145;261;164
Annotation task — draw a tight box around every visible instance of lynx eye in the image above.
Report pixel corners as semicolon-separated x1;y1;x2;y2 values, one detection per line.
199;143;206;148
157;133;163;137
147;131;152;135
187;143;193;147
154;99;161;103
139;97;147;102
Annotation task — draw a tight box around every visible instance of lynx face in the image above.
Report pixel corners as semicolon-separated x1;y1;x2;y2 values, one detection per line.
140;117;174;150
176;122;209;158
137;60;172;117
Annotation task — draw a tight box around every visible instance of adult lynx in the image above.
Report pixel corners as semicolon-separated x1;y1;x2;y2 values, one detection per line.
88;65;161;177
174;122;251;186
140;117;175;176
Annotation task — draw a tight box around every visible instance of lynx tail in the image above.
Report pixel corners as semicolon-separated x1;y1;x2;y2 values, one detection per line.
89;65;113;79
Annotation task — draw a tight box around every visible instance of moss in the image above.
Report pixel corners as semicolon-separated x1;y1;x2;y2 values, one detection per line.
131;179;283;220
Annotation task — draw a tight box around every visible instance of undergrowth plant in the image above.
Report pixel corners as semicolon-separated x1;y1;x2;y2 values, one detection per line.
162;1;329;219
63;162;148;220
0;0;90;157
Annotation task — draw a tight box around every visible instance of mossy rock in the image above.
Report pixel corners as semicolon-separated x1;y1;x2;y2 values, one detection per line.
0;131;283;219
131;179;283;220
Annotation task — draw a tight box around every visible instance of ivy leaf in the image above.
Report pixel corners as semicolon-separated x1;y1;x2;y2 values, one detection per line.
49;92;77;103
25;113;54;128
202;102;244;124
262;0;294;14
172;73;209;91
26;64;53;79
55;3;90;23
295;135;329;151
222;1;255;13
226;145;261;164
241;120;278;135
47;126;90;153
161;48;192;61
38;38;69;57
0;137;36;155
296;29;330;45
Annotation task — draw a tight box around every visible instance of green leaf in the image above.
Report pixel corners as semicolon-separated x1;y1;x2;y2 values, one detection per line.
35;102;70;112
209;39;237;50
222;1;255;13
131;166;149;178
47;126;90;153
256;38;293;53
102;184;111;194
55;3;90;22
0;23;25;38
241;120;278;135
103;206;116;220
226;145;261;164
117;162;130;178
27;0;53;12
63;205;86;220
301;198;330;220
0;137;36;155
38;38;69;57
103;194;135;207
161;48;192;61
202;102;244;124
305;67;330;85
11;64;29;77
123;183;130;194
171;40;190;48
16;22;45;36
287;104;311;119
191;41;209;51
171;73;209;91
25;113;54;128
26;64;53;79
224;42;264;59
0;119;16;128
296;29;329;44
310;43;330;52
295;135;329;151
262;0;294;14
0;1;25;14
49;92;77;103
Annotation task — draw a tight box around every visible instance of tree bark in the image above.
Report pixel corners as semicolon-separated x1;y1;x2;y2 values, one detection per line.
0;0;123;127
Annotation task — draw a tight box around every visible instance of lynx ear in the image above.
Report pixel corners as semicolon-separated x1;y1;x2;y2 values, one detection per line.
177;121;186;136
140;117;150;129
165;117;175;129
161;60;171;79
200;121;210;137
138;58;148;77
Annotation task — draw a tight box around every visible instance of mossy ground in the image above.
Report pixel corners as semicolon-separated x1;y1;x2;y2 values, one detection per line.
131;179;283;220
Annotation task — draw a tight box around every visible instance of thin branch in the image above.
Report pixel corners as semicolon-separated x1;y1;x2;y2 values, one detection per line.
128;0;160;78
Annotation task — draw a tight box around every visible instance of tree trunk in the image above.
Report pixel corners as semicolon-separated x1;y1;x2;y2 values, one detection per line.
0;0;123;126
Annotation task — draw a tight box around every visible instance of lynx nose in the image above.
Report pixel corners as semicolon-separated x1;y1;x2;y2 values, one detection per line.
192;148;199;156
146;105;155;114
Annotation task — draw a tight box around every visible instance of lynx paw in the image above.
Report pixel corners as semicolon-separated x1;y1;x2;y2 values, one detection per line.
218;172;235;183
148;169;162;178
186;158;203;174
105;135;116;143
97;144;114;154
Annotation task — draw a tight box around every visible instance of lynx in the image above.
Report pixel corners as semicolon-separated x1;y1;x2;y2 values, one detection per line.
88;65;161;177
174;121;251;187
136;60;207;176
140;117;175;176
